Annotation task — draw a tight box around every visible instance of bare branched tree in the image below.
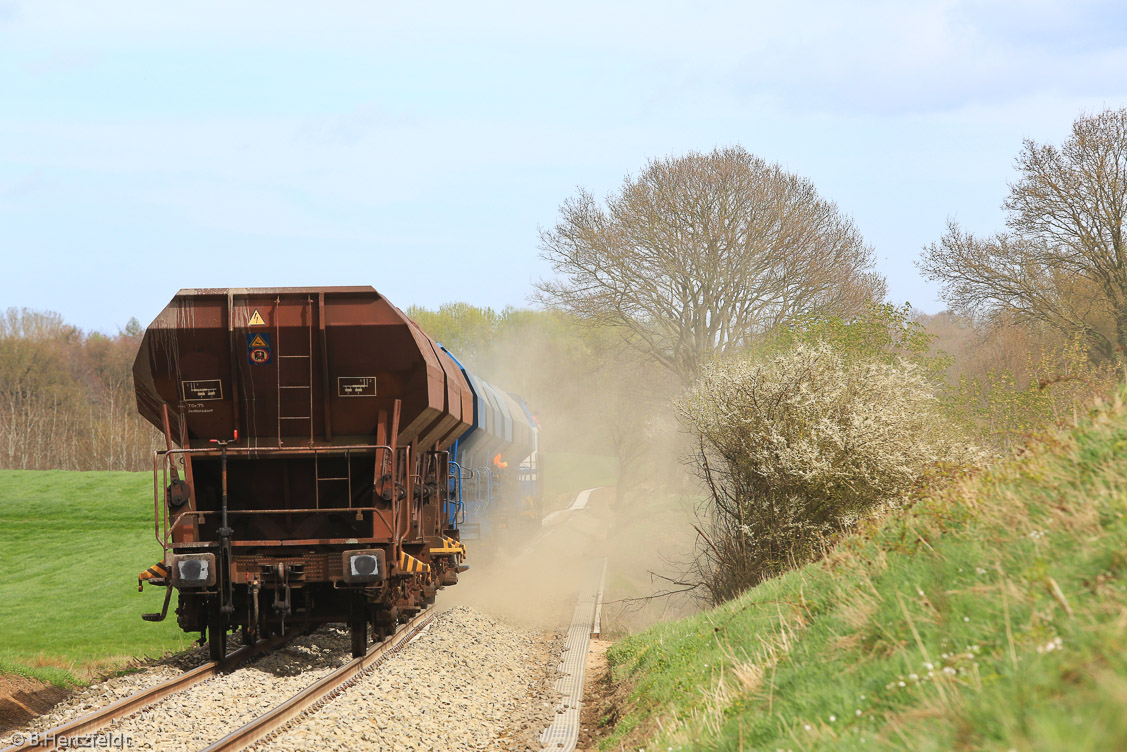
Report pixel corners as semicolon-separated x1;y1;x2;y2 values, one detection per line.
0;308;160;471
920;107;1127;361
535;146;887;384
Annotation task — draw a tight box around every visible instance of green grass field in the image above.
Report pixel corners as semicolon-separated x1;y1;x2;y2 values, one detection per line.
0;471;193;686
538;452;617;508
0;454;614;688
602;391;1127;751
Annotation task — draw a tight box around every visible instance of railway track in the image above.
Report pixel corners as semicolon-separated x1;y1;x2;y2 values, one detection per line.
3;609;436;752
2;634;289;752
201;609;435;752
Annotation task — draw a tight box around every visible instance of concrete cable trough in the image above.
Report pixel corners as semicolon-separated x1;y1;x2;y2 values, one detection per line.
539;557;607;752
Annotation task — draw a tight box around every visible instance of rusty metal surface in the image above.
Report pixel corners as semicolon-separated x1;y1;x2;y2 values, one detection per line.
228;538;383;547
130;287;494;655
133;287;472;451
199;608;437;752
231;553;342;581
1;635;288;752
153;444;395;551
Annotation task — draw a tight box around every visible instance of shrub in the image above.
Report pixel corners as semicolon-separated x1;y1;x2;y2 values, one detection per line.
774;301;952;384
944;334;1122;449
676;342;980;603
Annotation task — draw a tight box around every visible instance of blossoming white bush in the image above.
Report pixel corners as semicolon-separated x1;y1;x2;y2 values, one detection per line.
677;342;980;601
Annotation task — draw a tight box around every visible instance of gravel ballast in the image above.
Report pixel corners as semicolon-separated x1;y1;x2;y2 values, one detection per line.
109;627;354;751
16;639;222;736
267;606;561;752
11;607;561;752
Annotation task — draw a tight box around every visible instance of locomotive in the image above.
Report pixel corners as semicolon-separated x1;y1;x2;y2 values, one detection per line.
133;287;539;659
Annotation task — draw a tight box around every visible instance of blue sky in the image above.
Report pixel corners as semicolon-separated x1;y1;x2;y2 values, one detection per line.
1;1;1125;333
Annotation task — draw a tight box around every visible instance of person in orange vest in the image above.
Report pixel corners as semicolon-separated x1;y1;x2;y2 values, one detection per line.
493;453;508;469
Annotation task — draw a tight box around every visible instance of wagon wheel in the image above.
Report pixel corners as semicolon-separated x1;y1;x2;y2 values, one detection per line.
241;623;257;647
372;605;396;643
242;587;260;646
208;599;228;662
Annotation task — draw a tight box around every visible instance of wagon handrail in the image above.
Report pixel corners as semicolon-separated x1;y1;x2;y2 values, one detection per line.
156;443;394;458
153;444;395;549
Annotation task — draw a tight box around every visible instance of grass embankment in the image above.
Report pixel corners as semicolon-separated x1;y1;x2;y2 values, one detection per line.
603;392;1127;751
0;471;191;686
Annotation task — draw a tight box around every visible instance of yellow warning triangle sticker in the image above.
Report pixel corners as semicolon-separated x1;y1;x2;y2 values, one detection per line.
248;310;266;326
249;334;269;348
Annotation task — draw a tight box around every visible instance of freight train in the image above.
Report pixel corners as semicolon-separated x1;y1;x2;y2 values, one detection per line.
133;287;539;659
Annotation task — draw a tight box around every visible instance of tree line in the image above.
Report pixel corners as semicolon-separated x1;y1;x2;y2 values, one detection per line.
534;107;1127;602
0;309;160;471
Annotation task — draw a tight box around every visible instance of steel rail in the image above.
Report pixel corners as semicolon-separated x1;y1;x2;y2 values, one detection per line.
2;635;289;752
591;557;608;639
199;608;438;752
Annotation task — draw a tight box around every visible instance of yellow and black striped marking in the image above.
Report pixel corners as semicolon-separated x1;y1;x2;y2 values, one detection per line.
397;550;431;574
520;495;537;518
429;536;466;556
138;561;170;591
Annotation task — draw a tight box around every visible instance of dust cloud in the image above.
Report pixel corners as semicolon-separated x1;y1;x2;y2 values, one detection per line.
439;485;699;634
432;313;702;634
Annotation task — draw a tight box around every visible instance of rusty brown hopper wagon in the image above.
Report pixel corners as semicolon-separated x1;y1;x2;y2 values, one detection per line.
133;287;491;659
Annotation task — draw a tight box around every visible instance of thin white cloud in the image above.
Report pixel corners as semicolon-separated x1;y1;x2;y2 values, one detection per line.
7;1;1124;117
721;0;1127;115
